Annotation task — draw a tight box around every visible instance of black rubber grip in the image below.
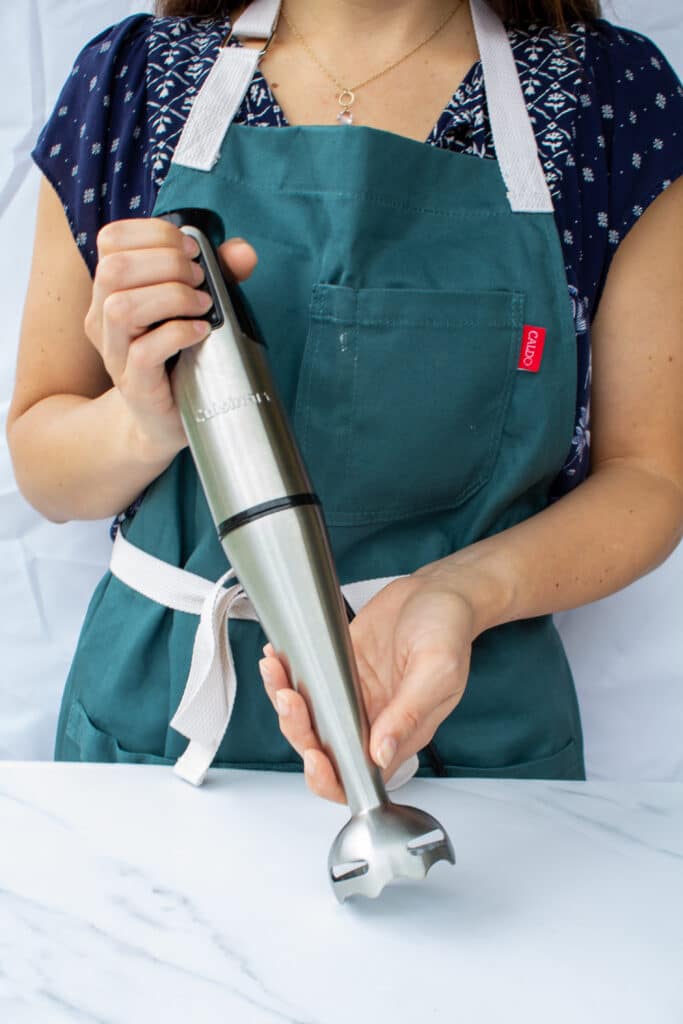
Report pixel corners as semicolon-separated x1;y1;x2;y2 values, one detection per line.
217;493;321;539
159;208;266;346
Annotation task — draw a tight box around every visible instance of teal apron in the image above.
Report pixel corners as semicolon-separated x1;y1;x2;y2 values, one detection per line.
56;0;585;781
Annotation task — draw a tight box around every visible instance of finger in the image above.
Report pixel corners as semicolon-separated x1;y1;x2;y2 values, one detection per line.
258;655;326;761
101;282;214;379
258;653;346;803
97;218;192;259
368;654;466;772
257;655;308;745
217;238;258;282
258;655;291;710
279;693;347;803
303;749;346;805
104;281;214;337
273;687;321;760
124;318;212;392
95;245;204;303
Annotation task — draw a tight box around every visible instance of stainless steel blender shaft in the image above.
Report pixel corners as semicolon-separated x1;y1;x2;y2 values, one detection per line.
163;208;455;900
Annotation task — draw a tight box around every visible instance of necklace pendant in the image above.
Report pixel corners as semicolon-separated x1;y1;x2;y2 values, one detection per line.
336;88;355;126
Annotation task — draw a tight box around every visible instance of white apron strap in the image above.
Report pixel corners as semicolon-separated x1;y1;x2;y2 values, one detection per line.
469;0;554;212
110;530;419;789
172;0;282;171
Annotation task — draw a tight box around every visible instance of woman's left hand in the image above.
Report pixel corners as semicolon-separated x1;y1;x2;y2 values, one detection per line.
257;570;478;803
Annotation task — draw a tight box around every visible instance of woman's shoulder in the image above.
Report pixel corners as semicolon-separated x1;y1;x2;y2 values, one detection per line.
502;16;683;204
506;15;681;68
147;10;232;103
31;15;152;275
148;12;231;50
146;14;231;186
42;11;232;118
32;14;153;163
506;15;683;110
30;12;231;274
63;13;154;87
497;17;683;313
582;16;682;68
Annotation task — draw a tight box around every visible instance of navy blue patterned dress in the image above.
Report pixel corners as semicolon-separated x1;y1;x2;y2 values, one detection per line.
31;13;683;535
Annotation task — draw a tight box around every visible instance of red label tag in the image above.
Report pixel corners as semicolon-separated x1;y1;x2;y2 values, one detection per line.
518;326;546;372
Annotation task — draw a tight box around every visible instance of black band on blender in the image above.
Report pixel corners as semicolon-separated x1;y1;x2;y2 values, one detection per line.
217;493;321;539
343;596;356;624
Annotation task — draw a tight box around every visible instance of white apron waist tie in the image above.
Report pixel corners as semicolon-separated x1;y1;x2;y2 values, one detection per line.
110;529;419;789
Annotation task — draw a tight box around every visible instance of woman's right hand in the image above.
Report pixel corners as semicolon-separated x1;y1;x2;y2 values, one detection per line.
85;217;258;464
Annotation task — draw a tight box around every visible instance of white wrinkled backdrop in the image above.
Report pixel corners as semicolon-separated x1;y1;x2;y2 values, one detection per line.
0;1;681;777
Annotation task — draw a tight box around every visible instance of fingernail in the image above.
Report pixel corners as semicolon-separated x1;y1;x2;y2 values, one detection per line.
375;737;397;770
275;691;290;717
191;261;204;284
182;235;200;258
259;658;272;685
303;750;316;777
193;320;210;337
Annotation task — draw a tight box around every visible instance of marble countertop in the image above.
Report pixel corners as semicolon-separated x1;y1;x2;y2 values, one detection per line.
0;764;681;1023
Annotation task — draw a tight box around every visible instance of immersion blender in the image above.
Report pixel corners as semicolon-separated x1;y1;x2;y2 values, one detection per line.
163;208;455;901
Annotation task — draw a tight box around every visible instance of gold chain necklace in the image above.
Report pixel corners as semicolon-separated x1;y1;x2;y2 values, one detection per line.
279;1;465;125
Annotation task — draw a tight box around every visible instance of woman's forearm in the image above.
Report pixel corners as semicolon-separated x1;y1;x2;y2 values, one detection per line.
418;460;683;637
7;389;178;523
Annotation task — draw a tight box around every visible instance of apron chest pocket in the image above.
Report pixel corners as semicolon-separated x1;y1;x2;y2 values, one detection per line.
294;285;525;526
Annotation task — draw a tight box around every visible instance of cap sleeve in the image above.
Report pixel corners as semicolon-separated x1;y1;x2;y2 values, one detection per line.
31;14;153;277
584;22;683;302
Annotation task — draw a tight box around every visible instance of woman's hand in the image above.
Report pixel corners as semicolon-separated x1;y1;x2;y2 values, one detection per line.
85;218;258;464
258;570;479;803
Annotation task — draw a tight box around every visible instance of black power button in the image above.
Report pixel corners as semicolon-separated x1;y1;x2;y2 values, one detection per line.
193;251;224;330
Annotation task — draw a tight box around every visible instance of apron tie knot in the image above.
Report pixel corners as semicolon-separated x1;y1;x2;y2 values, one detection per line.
170;569;251;786
109;529;419;789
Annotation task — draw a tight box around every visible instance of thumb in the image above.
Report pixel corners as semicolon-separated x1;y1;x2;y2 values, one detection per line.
217;237;258;282
368;652;466;773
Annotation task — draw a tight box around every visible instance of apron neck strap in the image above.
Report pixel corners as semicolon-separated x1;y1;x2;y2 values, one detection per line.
231;0;281;39
171;0;553;214
469;0;553;212
171;0;282;172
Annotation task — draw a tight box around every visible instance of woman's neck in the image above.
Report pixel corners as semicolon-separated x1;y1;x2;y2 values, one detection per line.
280;0;465;61
256;0;476;143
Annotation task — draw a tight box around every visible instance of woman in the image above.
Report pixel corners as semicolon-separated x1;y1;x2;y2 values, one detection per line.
7;0;683;800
